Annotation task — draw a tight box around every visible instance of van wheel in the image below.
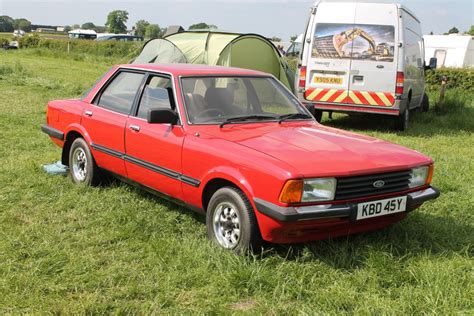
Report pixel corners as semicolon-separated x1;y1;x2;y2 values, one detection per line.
421;93;430;112
69;138;103;186
396;108;410;131
206;187;263;253
314;110;323;123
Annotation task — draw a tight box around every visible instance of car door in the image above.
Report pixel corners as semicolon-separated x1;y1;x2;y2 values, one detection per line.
82;70;145;176
124;74;185;200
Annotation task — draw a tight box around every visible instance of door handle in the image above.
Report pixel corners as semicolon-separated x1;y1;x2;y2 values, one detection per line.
376;65;384;69
84;110;93;117
129;125;140;132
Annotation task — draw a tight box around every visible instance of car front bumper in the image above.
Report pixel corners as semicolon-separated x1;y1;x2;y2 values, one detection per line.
254;186;440;222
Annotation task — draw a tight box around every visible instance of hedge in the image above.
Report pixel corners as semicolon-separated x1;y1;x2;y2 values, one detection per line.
18;34;142;59
425;68;474;91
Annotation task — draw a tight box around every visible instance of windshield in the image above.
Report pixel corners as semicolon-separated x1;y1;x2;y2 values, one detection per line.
181;76;309;124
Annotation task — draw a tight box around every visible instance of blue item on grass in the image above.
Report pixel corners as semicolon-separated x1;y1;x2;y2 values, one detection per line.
43;161;68;175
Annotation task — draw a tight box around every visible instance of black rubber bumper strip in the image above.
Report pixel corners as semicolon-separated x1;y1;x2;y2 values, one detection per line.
254;186;440;222
41;124;64;141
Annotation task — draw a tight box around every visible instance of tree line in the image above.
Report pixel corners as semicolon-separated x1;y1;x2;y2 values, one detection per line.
0;10;220;40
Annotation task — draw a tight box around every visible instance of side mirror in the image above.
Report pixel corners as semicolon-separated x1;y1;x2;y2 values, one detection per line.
429;57;437;70
147;108;178;125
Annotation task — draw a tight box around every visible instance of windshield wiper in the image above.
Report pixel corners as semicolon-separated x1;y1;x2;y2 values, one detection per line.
219;115;277;128
278;113;312;124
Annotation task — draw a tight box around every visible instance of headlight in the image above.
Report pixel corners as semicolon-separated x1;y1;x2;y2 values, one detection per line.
279;178;336;203
302;178;337;202
409;165;432;188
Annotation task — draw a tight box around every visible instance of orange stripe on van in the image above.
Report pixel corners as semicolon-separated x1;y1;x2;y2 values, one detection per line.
304;89;395;107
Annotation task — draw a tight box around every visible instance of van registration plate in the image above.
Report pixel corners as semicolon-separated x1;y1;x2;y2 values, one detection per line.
357;196;407;220
313;76;343;85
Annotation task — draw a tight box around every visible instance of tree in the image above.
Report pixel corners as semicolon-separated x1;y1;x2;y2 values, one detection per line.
448;26;459;34
290;35;298;42
13;18;32;32
189;22;213;30
0;15;14;32
64;25;72;32
94;26;107;33
105;10;129;34
81;22;96;30
271;36;282;42
145;24;162;39
71;24;80;30
466;25;474;36
135;19;150;37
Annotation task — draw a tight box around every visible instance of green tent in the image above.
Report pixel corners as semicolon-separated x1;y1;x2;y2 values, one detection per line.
133;30;294;90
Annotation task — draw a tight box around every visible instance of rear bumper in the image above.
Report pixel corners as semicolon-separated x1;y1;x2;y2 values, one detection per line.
254;186;440;223
41;124;64;141
300;98;407;116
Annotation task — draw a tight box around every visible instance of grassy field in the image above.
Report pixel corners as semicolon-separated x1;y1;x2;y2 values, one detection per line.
0;50;473;314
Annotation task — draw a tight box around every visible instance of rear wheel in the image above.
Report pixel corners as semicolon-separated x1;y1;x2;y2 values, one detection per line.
206;187;263;253
396;107;410;131
421;93;430;112
69;138;103;186
314;110;323;123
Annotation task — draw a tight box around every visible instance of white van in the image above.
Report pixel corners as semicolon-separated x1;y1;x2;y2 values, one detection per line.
296;0;435;130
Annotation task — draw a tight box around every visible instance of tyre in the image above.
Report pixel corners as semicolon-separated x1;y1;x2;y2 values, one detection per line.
68;138;102;186
395;107;410;131
206;187;263;253
421;93;429;112
314;109;323;123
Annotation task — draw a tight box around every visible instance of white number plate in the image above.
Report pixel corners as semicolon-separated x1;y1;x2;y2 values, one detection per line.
357;196;407;220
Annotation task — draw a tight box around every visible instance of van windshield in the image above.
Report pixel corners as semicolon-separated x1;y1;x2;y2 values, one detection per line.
313;23;395;62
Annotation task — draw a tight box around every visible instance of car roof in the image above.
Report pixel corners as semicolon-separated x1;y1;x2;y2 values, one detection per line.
120;63;271;77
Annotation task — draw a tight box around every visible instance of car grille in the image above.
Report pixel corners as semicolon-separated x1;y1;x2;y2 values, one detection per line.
335;170;411;200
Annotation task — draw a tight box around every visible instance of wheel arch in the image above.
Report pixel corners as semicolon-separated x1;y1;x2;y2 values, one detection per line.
200;172;254;212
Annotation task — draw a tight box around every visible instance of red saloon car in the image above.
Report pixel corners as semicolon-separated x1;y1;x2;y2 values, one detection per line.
41;64;440;252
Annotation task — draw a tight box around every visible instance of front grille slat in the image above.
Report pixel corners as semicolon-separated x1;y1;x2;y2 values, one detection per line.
337;176;410;189
335;170;411;200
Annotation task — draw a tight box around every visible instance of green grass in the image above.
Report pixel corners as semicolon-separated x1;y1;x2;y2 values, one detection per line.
0;50;473;314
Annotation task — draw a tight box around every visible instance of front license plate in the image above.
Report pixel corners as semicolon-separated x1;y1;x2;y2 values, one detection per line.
357;196;407;220
313;76;343;85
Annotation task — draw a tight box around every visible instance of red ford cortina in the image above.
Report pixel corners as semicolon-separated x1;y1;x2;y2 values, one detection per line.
41;64;440;252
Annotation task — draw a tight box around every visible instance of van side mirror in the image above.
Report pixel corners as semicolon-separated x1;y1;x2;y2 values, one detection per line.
147;108;178;124
428;57;437;70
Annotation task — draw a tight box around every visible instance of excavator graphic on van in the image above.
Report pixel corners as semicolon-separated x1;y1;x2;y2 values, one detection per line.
313;28;393;61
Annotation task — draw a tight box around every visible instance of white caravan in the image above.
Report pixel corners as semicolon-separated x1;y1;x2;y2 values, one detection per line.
296;0;435;130
424;34;474;69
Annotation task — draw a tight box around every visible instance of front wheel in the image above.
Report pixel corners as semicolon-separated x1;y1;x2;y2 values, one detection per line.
421;93;430;112
206;187;263;253
69;138;103;186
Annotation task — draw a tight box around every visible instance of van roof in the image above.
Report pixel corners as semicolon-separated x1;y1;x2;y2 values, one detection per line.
313;1;420;23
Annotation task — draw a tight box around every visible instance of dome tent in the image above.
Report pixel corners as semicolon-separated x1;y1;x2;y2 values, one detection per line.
133;30;295;90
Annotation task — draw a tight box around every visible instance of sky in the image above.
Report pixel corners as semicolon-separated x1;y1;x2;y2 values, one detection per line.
0;0;472;39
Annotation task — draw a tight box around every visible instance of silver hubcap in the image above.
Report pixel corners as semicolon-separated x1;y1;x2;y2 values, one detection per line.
72;147;87;182
213;202;241;249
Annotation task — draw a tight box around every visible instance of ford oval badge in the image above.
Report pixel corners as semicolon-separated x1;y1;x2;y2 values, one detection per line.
373;180;385;188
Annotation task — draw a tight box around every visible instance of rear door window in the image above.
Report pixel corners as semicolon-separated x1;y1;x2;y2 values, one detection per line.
97;71;145;115
136;75;174;119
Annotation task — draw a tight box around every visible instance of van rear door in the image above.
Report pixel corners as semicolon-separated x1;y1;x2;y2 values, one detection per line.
303;2;356;104
347;3;398;107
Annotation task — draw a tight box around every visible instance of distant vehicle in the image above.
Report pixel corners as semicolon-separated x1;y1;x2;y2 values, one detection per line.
424;34;474;68
96;34;144;42
286;34;303;57
296;1;436;131
41;63;439;252
13;30;25;37
2;41;19;50
68;29;97;40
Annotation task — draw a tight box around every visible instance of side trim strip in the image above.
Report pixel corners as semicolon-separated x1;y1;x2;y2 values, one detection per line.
41;124;64;141
90;142;201;188
91;143;124;159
